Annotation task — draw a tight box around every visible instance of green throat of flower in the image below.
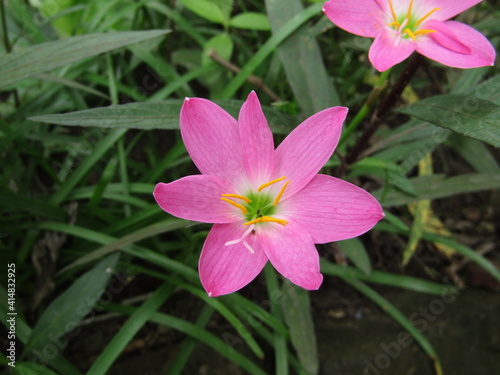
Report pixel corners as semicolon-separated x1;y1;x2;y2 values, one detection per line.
388;0;439;41
220;176;289;226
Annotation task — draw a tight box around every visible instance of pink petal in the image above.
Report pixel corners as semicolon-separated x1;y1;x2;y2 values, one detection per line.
238;91;275;186
280;174;384;243
369;30;416;71
323;0;383;38
259;220;323;290
425;20;471;54
274;107;348;199
199;223;268;297
416;21;495;68
424;0;482;21
154;175;242;223
180;98;246;185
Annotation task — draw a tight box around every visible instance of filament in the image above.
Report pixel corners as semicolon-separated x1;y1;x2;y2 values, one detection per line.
258;176;286;192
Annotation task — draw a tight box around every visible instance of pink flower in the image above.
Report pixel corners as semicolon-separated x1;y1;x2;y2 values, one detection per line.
323;0;496;71
154;92;384;296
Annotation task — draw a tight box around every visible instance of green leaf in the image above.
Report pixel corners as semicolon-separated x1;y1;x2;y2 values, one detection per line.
282;281;318;375
218;2;324;100
337;238;372;275
0;30;170;90
25;254;120;354
86;282;174;375
178;0;229;25
375;173;500;207
0;187;67;221
340;278;443;375
202;33;234;66
230;12;271;30
448;133;500;173
58;219;188;275
10;362;60;375
398;94;500;147
28;100;295;133
265;0;339;114
321;261;454;296
105;303;268;375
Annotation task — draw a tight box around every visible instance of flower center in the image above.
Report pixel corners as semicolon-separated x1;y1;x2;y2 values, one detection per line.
387;0;439;41
221;176;290;227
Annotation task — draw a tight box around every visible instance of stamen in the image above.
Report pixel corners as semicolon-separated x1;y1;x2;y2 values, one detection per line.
414;29;436;36
258;176;286;192
244;216;288;226
407;0;414;20
414;7;440;28
388;0;398;23
221;194;252;203
243;241;255;254
389;21;401;28
273;181;290;206
221;197;247;214
404;28;417;41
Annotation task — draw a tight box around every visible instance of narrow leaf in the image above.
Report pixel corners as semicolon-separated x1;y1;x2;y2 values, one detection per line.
265;0;340;114
230;12;271;30
398;95;500;147
337;238;372;275
25;254;120;354
282;281;318;375
376;173;500;207
28;100;295;133
0;30;170;89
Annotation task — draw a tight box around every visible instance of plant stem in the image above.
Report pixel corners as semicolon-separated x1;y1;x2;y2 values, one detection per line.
339;68;391;147
346;54;424;165
0;0;20;107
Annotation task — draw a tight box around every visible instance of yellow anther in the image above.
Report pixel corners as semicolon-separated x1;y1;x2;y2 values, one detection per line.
388;21;401;28
221;194;252;203
258;176;286;192
407;0;414;20
221;197;247;214
244;216;288;226
414;29;436;36
273;181;290;206
404;28;417;41
388;0;398;23
414;7;440;28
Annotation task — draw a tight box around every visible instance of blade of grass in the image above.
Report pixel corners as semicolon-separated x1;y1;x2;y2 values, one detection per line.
36;73;110;100
320;261;456;296
341;277;443;375
49;128;127;206
130;264;265;359
104;303;268;375
264;264;288;375
0;30;170;89
56;219;188;275
86;282;174;375
217;2;323;99
145;1;206;47
378;213;500;282
38;221;199;281
117;138;131;217
167;305;215;375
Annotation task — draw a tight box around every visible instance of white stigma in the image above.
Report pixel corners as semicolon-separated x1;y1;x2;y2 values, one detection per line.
224;224;256;254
